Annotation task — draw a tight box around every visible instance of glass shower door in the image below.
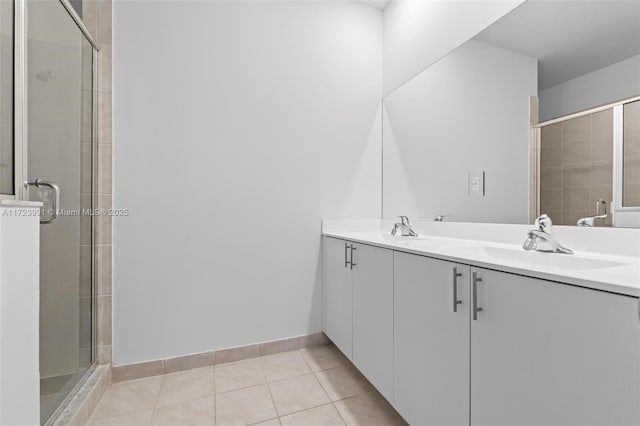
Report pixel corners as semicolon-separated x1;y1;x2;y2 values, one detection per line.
26;0;95;423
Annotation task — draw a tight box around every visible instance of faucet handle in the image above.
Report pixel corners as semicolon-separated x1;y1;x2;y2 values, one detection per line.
522;231;537;251
535;214;553;233
398;215;410;226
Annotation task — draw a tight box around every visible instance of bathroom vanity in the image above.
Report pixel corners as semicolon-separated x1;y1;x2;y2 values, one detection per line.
322;220;640;426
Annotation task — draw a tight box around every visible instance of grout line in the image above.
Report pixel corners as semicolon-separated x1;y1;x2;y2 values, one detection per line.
213;362;221;426
263;371;279;419
278;401;338;422
211;365;218;426
311;371;331;402
151;373;164;412
332;400;348;426
247;418;280;426
171;358;319;397
297;348;316;375
229;355;337;420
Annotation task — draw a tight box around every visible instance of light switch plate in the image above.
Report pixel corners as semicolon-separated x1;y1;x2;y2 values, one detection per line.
469;171;485;197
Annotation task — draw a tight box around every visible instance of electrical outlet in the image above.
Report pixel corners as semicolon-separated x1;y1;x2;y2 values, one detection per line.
469;171;485;197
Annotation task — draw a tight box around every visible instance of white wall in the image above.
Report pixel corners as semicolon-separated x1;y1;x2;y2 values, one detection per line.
113;1;382;364
539;54;640;121
383;40;537;223
383;0;524;95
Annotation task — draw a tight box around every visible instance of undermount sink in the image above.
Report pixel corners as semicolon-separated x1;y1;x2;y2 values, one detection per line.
381;233;472;249
456;246;625;270
382;234;425;242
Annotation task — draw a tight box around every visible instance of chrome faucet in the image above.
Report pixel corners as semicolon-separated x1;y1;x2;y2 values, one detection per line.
577;199;607;227
522;214;573;254
391;216;418;237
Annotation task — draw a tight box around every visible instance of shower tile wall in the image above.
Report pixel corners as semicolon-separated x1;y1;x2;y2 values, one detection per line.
540;110;613;226
82;0;113;366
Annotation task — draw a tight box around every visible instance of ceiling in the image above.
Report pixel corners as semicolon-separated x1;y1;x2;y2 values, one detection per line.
355;0;392;10
475;0;640;90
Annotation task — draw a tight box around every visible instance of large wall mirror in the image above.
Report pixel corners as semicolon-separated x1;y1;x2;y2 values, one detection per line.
382;0;640;228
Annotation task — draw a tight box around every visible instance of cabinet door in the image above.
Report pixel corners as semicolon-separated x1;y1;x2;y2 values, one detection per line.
352;243;394;401
471;268;640;426
324;237;353;359
394;252;470;426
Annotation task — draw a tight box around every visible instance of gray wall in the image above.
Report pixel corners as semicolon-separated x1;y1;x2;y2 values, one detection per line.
539;54;640;121
383;40;537;223
383;0;524;95
113;1;382;364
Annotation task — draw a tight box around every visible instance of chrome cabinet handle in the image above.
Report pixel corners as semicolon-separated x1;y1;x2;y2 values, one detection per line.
452;267;463;312
344;243;350;268
24;179;61;224
350;245;356;270
472;271;483;320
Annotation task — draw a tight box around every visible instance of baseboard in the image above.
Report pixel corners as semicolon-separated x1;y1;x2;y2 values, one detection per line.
111;332;331;383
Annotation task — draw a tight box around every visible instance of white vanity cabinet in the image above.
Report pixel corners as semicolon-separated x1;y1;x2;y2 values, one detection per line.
324;237;394;401
470;267;640;426
394;252;470;426
351;241;394;402
324;237;354;359
324;235;640;426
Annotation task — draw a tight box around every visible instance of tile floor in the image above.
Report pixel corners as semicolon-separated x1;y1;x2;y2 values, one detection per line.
87;345;407;426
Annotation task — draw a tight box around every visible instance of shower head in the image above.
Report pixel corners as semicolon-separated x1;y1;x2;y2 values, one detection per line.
36;70;55;82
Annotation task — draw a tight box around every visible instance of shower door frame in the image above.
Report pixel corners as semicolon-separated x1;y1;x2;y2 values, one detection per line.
13;0;101;423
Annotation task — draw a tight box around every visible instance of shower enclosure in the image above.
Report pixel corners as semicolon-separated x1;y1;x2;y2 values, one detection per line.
1;0;98;423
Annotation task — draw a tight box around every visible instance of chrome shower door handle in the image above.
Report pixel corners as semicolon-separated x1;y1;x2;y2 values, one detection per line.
24;179;61;224
472;271;483;320
452;267;463;312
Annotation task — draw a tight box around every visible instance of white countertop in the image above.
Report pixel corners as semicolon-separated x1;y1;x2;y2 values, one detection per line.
323;229;640;298
0;199;42;208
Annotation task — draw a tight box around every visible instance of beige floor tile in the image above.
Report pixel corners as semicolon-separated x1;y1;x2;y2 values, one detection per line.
300;345;349;372
151;396;215;426
314;367;372;402
88;409;153;426
280;403;345;426
261;351;311;382
334;393;407;426
215;359;266;393
251;419;281;426
92;377;162;418
268;374;330;416
215;384;277;426
156;367;214;408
